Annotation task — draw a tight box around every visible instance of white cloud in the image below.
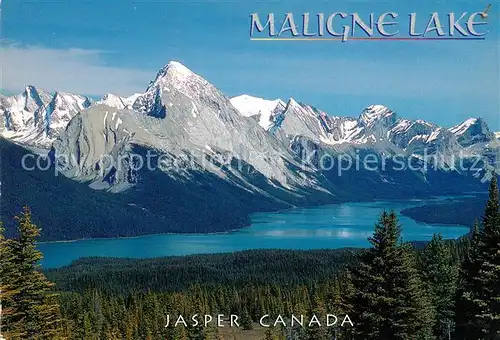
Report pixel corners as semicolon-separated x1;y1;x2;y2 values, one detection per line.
0;45;153;96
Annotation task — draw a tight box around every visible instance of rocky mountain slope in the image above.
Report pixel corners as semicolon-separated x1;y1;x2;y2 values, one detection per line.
1;61;498;240
0;86;91;147
231;94;499;176
50;62;331;202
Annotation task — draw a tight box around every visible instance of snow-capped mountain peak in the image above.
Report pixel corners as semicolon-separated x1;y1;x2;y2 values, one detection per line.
359;105;396;126
0;87;90;147
97;93;127;109
2;64;497;186
449;118;479;135
390;119;413;134
164;60;193;76
52;91;89;111
23;86;41;107
5;65;499;241
19;86;52;112
148;60;201;91
230;94;285;130
133;60;217;118
449;117;493;146
125;93;142;106
2;61;499;228
230;95;282;117
97;93;143;109
286;97;301;109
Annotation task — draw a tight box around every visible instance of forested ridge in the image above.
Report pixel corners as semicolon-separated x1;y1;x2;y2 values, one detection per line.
1;180;499;339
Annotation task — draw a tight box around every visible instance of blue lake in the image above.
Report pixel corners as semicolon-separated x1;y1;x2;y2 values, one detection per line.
39;197;470;268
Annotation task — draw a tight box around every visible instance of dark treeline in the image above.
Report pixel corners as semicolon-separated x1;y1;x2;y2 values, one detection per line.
401;194;488;227
45;249;359;295
1;180;499;339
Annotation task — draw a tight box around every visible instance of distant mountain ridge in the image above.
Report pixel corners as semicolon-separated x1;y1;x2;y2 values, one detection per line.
230;95;498;152
1;61;499;240
230;94;499;176
0;86;91;147
2;69;497;156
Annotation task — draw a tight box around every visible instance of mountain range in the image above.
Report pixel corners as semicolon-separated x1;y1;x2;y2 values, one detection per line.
1;61;499;240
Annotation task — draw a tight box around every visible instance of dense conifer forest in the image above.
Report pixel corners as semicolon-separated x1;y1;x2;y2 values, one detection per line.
1;179;499;339
401;194;488;227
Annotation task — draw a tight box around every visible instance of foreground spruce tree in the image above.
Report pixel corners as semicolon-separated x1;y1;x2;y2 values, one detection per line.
347;211;435;340
455;222;482;339
421;234;459;340
3;207;64;339
1;224;19;339
456;176;500;339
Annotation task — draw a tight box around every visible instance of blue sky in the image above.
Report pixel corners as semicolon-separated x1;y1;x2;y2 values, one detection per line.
2;0;499;128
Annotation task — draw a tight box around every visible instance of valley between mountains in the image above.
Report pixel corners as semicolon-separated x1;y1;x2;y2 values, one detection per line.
1;61;499;241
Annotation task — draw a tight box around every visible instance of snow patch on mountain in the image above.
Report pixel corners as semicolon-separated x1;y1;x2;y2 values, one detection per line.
132;61;219;118
448;117;494;147
149;61;209;98
426;128;442;142
97;93;144;110
125;93;142;106
3;63;498;186
230;94;285;130
0;86;91;147
50;61;330;197
391;119;413;134
97;93;126;109
359;105;395;126
449;118;478;135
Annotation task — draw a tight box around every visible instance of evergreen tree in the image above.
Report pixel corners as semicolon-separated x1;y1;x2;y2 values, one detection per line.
240;307;253;330
5;206;64;339
171;326;188;340
306;293;328;340
0;224;18;339
456;176;500;339
338;272;355;340
455;222;482;339
421;234;458;340
347;211;435;340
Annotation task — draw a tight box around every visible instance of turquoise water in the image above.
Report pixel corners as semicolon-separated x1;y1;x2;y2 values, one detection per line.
38;197;469;268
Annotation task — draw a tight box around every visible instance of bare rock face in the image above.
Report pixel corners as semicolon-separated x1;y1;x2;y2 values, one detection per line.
449;118;495;147
50;61;329;203
2;61;499;239
3;61;499;217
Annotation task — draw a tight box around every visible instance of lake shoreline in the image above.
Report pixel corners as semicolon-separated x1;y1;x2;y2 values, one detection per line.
38;194;477;245
38;196;471;269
